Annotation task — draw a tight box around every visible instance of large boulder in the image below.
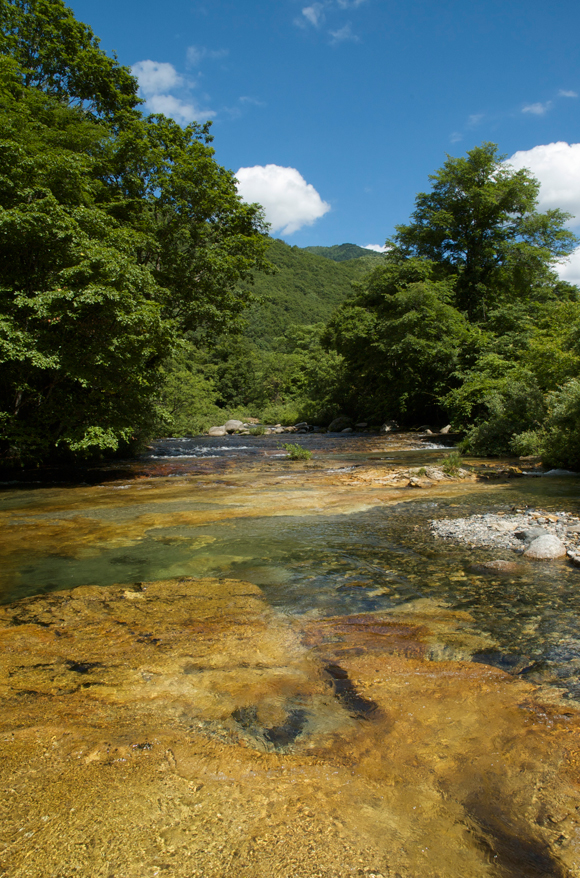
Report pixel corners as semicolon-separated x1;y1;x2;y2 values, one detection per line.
523;535;567;560
328;416;353;432
208;426;226;437
224;419;244;433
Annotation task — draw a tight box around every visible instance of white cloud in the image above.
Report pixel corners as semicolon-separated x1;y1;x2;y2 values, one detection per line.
330;22;359;43
337;0;367;6
131;60;183;96
557;247;580;285
131;58;215;124
145;94;215;125
235;165;330;234
363;244;388;252
301;3;326;26
507;142;580;226
186;45;228;67
522;101;552;116
559;89;578;98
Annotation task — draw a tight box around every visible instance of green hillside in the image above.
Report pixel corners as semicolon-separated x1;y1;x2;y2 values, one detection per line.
244;238;380;347
302;243;384;262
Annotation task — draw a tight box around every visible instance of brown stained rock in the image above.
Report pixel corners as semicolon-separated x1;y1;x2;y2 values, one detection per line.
1;579;580;877
473;560;520;573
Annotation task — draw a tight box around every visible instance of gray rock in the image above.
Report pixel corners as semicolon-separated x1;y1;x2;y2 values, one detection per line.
328;416;353;432
523;534;567;560
224;419;244;433
208;426;226;437
341;427;353;433
439;424;452;435
567;548;580;567
567;525;580;534
294;422;309;429
355;422;368;429
514;526;549;542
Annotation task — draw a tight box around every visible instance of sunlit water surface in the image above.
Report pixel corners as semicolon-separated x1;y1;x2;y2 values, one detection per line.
2;433;580;699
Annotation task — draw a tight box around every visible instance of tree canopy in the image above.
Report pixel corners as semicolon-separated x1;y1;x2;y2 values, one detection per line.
322;144;580;444
392;143;577;319
0;0;269;465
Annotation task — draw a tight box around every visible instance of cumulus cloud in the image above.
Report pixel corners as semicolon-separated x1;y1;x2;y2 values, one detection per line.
363;244;388;252
522;101;552;116
131;58;215;124
330;22;359;43
507;142;580;225
131;60;183;95
235;165;330;234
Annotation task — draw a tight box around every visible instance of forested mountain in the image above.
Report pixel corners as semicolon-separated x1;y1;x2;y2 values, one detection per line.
301;243;384;262
243;239;380;347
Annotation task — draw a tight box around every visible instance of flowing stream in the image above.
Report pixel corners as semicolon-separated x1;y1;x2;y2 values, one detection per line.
2;433;580;877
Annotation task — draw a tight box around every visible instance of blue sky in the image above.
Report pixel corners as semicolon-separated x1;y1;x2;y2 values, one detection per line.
69;0;580;277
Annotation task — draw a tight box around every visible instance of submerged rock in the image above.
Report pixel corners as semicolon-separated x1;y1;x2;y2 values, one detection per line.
524;534;567;560
475;560;519;573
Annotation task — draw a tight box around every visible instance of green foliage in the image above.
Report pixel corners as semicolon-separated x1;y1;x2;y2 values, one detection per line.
281;443;312;460
393;143;578;320
510;430;545;458
157;342;222;436
441;451;463;474
0;0;140;118
0;6;270;465
249;424;265;436
324;258;473;423
540;380;580;469
243;239;375;348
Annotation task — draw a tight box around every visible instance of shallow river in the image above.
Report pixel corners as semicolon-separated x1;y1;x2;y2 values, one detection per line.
2;434;580;877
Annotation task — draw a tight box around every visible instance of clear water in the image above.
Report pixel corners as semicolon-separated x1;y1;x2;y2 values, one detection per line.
2;434;580;699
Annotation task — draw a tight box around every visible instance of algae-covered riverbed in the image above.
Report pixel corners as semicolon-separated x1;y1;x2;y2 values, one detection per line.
2;433;580;877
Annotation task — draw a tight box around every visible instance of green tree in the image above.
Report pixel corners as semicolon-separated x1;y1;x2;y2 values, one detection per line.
0;0;140;118
323;258;474;423
0;4;270;464
393;143;577;319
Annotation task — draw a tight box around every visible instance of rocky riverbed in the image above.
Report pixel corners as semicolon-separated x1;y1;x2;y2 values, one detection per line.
431;507;580;563
3;436;580;877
